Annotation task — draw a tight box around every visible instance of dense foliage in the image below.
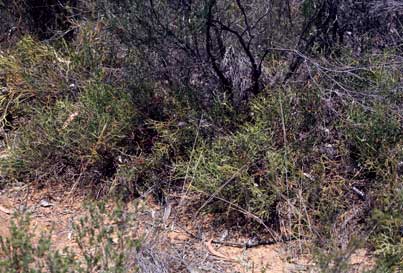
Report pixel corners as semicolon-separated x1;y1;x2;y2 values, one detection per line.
0;0;402;272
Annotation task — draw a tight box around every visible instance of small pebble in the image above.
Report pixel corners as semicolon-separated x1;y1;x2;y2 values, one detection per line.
39;199;53;208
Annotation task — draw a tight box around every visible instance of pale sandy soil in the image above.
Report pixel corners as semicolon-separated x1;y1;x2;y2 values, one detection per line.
0;185;374;273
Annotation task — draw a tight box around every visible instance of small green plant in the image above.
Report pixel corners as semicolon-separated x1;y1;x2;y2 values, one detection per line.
73;202;141;273
312;240;364;273
0;203;141;273
110;105;206;197
0;214;52;272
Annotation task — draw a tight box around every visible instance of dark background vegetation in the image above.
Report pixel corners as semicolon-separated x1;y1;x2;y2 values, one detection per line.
0;0;402;272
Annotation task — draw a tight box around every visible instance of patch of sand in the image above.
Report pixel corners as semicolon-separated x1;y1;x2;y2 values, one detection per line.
0;187;375;272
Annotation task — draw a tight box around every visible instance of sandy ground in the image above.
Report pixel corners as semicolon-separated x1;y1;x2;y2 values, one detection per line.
0;185;374;273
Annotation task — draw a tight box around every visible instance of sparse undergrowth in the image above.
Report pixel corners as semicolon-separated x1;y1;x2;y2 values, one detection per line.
0;203;141;273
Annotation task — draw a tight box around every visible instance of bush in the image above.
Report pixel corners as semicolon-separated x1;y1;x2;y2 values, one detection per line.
0;36;71;132
343;103;402;179
97;0;298;107
0;214;53;272
371;191;403;272
177;88;345;226
110;102;209;199
0;0;78;41
2;82;140;186
177;91;301;222
1;2;402;271
177;84;403;255
0;203;141;273
313;240;364;273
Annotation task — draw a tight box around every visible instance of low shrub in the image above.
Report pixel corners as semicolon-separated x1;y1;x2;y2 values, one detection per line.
0;203;141;273
2;82;140;186
370;185;403;272
177;91;302;222
0;214;53;272
0;36;71;131
313;240;364;273
176;88;348;229
110;104;209;199
177;85;403;263
343;103;402;179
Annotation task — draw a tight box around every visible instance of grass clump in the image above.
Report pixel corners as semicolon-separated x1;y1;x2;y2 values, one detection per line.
3;82;139;186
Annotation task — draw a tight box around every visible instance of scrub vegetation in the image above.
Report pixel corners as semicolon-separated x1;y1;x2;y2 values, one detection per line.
0;0;402;272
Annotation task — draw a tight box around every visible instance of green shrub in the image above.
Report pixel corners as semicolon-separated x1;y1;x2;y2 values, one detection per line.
2;82;140;185
177;92;301;221
73;202;141;273
66;20;130;83
176;88;346;224
312;240;364;273
0;214;52;272
0;36;71;131
343;103;402;178
370;186;403;272
176;86;403;248
110;104;206;198
0;203;141;273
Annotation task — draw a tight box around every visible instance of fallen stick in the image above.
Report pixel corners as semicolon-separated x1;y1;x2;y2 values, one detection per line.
0;205;12;215
205;239;236;262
